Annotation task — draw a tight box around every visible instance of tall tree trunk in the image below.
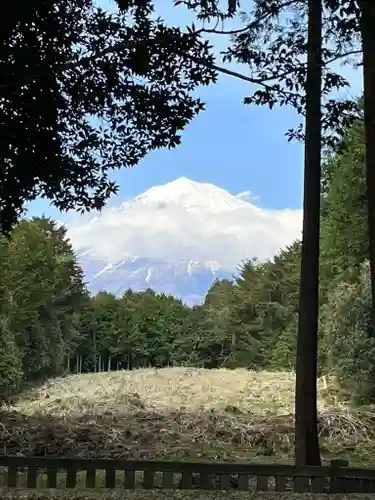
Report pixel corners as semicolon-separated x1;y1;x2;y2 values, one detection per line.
360;1;375;328
294;0;322;467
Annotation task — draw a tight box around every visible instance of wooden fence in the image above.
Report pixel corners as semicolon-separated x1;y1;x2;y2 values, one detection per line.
0;456;375;493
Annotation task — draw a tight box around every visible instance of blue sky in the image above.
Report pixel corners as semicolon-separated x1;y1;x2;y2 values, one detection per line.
26;0;363;220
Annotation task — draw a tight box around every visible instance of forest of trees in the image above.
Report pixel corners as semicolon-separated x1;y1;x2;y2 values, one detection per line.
1;0;374;469
0;111;372;405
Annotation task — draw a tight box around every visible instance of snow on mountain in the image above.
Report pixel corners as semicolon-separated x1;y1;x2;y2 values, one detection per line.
134;177;250;213
80;256;234;306
66;177;302;303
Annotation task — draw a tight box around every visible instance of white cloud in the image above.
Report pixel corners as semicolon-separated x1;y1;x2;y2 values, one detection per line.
66;178;302;271
235;190;260;202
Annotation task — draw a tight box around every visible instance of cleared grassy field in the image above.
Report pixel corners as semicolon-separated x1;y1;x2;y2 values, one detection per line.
1;367;375;499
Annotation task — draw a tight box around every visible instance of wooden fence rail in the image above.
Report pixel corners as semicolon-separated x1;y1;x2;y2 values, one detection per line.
0;456;374;493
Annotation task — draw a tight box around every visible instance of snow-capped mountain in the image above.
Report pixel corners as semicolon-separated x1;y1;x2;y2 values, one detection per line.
79;255;234;305
67;177;302;304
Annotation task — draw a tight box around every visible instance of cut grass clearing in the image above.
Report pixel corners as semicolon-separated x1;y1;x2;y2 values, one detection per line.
1;367;375;498
18;368;304;416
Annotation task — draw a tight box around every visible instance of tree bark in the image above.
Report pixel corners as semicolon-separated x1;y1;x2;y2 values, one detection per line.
294;0;322;467
360;1;375;329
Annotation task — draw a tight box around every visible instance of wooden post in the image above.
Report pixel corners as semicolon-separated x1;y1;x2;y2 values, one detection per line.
330;459;349;493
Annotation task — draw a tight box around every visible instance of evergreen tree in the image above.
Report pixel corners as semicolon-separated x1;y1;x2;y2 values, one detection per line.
4;218;86;380
321;118;367;284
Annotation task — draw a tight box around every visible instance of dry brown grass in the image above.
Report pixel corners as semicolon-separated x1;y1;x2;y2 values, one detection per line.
17;368;337;417
0;368;373;462
1;367;375;498
18;368;304;417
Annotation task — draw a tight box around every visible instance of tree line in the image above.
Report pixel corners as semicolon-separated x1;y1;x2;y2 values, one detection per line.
0;111;371;407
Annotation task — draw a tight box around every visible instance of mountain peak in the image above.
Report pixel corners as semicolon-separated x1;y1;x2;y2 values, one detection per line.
135;177;249;214
169;176;197;185
67;177;302;303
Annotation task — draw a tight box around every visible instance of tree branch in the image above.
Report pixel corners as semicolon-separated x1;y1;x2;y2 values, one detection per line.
325;49;362;65
185;53;280;89
194;0;298;37
196;26;250;36
0;30;360;113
